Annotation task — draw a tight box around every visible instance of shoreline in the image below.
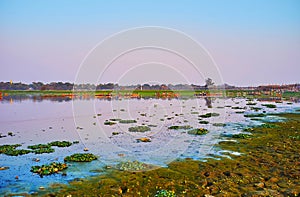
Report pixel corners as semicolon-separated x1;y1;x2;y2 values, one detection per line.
15;113;299;197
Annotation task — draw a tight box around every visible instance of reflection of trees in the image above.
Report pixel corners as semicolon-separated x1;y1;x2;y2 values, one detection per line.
204;97;214;108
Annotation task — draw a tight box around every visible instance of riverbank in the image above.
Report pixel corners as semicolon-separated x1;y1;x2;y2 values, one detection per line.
23;113;299;197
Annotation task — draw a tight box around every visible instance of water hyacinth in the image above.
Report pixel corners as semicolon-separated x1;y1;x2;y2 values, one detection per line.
64;153;98;162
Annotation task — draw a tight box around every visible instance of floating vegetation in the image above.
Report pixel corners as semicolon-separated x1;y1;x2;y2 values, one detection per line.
116;160;151;171
286;102;293;105
168;125;192;130
213;123;226;127
235;111;245;114
232;106;246;110
28;144;51;150
128;126;151;132
136;137;151;142
7;132;15;136
0;144;21;154
64;153;98;162
246;102;257;105
199;112;220;118
109;118;121;122
251;107;262;111
72;141;80;144
97;113;102;116
155;190;176;197
104;121;117;125
31;162;67;176
119;119;137;124
191;111;199;114
148;124;157;127
48;141;72;147
199;120;209;124
262;104;277;108
187;128;209;135
33;148;55;154
112;132;120;135
231;133;252;139
4;149;32;156
244;113;266;118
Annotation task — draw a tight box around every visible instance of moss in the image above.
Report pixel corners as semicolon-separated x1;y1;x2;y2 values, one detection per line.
64;153;98;162
128;126;151;132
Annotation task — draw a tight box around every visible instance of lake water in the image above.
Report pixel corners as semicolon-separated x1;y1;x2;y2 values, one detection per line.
0;96;299;195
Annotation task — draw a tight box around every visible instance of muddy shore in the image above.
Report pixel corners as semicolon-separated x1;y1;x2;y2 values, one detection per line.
10;113;300;197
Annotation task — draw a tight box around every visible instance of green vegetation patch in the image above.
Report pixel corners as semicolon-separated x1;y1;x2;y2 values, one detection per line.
257;123;279;129
262;104;277;108
246;102;257;105
251;107;262;111
199;112;220;118
119;119;137;124
155;190;176;197
104;121;117;125
244;113;266;118
212;123;226;127
31;162;67;176
231;133;252;139
168;125;192;130
64;153;98;162
48;141;73;147
33;148;55;154
28;144;51;150
128;126;151;132
116;160;152;171
199;120;209;124
0;144;31;156
0;144;22;154
187;128;209;135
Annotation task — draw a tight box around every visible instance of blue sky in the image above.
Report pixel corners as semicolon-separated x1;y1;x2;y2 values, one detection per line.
1;0;300;86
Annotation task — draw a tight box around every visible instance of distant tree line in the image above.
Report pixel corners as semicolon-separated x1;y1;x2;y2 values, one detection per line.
0;79;237;91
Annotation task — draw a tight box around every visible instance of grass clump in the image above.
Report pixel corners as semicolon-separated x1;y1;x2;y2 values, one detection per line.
128;126;151;132
64;153;98;162
188;128;209;135
31;162;67;176
168;125;192;130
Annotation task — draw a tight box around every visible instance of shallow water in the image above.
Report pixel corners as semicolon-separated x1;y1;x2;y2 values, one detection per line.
0;97;299;195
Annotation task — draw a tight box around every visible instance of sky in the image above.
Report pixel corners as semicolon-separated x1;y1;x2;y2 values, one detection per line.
0;0;300;86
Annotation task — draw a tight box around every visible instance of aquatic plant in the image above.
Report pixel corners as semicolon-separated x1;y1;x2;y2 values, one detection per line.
112;132;120;135
257;123;279;128
33;148;55;154
187;128;209;135
191;111;199;114
128;126;151;132
246;102;257;105
110;118;121;121
262;104;277;108
64;153;98;162
168;125;192;130
213;123;226;127
244;113;266;118
199;112;220;118
48;141;72;147
251;107;262;111
155;190;176;197
231;133;252;139
199;120;209;124
28;144;51;150
235;111;245;114
5;149;32;156
119;119;137;124
232;106;246;109
31;162;67;176
104;121;117;125
0;144;22;154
